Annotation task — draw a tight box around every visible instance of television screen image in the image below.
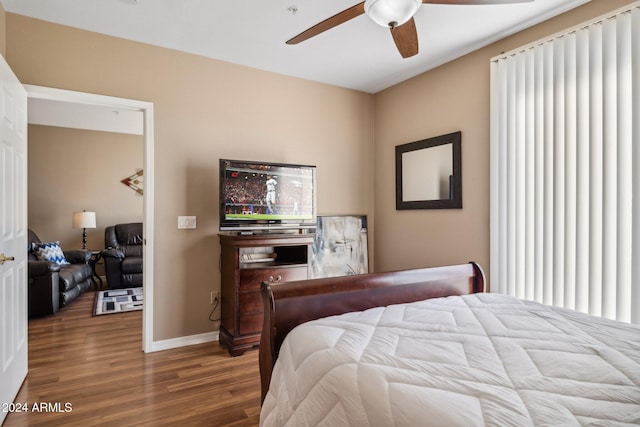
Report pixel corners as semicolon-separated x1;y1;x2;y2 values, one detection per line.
220;159;316;230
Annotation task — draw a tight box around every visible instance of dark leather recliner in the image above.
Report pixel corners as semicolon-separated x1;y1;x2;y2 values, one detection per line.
27;229;92;317
102;223;143;289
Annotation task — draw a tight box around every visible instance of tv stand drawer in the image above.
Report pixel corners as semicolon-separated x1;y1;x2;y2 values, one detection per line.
239;266;308;291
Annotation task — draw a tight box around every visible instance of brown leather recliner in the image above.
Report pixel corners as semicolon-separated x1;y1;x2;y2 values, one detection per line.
102;223;143;289
27;229;92;317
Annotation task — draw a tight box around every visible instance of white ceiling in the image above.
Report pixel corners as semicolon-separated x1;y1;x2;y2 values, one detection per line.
2;0;590;94
28;97;144;134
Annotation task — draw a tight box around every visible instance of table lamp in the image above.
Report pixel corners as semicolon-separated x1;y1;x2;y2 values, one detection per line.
72;210;96;250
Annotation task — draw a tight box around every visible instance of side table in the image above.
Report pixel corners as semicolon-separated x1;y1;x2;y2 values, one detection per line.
89;250;104;289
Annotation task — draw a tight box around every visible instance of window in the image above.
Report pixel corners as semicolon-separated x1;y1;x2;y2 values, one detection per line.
490;4;639;323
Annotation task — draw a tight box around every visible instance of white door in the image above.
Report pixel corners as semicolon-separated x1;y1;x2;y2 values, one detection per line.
0;55;28;425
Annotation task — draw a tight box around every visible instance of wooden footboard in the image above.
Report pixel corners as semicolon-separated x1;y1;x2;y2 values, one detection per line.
259;262;486;403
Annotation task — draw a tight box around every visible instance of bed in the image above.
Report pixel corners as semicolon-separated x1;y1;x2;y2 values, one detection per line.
259;262;640;426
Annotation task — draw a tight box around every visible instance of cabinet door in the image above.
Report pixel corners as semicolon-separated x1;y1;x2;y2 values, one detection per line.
237;266;308;336
239;290;263;314
238;312;264;336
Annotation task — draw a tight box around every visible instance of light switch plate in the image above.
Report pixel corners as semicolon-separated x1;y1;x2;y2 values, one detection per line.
178;216;196;229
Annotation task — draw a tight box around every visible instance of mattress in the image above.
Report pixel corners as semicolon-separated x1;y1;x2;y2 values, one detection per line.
260;293;640;426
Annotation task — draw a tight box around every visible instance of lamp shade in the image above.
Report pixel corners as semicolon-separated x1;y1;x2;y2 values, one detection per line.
72;211;96;229
364;0;421;28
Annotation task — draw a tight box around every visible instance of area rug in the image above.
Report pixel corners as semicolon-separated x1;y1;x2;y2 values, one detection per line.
93;287;143;316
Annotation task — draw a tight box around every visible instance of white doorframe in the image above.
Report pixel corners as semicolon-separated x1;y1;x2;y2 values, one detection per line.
23;85;155;352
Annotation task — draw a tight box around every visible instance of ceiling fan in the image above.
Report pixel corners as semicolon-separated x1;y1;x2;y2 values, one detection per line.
287;0;534;58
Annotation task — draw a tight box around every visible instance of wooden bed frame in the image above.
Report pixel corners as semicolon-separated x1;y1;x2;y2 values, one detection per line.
259;262;486;402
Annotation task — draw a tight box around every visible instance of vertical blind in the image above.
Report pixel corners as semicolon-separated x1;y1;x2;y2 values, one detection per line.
490;3;640;324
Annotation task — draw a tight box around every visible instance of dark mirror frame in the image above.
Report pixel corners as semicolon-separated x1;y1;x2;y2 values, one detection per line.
395;131;462;210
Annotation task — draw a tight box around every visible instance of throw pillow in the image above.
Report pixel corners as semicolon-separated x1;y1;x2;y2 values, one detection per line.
32;241;70;265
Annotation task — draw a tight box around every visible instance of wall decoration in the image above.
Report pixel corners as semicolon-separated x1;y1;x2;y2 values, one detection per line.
121;169;144;195
310;215;368;279
396;131;462;209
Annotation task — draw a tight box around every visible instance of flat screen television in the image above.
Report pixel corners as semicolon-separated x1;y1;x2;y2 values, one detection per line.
219;159;317;232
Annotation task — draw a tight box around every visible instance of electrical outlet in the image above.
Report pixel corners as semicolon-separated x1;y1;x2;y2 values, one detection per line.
210;291;219;305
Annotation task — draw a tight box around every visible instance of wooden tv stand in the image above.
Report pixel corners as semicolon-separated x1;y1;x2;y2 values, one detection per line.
218;232;314;356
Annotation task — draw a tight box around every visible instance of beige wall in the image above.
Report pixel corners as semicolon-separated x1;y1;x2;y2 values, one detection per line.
6;14;375;341
374;0;635;285
28;125;143;251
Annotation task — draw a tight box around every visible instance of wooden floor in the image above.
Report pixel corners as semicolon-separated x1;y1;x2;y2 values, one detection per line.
5;290;261;427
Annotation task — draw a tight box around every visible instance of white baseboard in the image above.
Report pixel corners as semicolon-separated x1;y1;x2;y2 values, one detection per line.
147;330;219;352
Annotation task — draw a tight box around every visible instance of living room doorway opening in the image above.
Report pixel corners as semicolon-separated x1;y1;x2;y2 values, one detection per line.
24;85;155;352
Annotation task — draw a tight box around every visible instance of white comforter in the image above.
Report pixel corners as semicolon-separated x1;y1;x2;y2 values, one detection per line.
260;293;640;426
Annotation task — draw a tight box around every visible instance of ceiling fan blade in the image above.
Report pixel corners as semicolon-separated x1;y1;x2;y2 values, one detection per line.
287;2;366;45
390;18;419;58
422;0;533;4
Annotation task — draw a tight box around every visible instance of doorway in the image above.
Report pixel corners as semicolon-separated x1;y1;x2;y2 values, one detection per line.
24;85;155;352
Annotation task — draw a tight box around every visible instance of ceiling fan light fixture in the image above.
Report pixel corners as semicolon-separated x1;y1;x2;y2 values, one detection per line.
364;0;421;28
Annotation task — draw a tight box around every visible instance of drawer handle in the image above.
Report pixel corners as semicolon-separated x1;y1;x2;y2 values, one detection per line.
269;275;283;282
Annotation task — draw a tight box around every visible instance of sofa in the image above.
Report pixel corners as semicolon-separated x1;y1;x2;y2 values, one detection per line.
102;222;143;289
28;229;93;317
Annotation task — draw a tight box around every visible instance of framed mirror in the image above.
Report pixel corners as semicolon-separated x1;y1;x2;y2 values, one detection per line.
395;131;462;210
